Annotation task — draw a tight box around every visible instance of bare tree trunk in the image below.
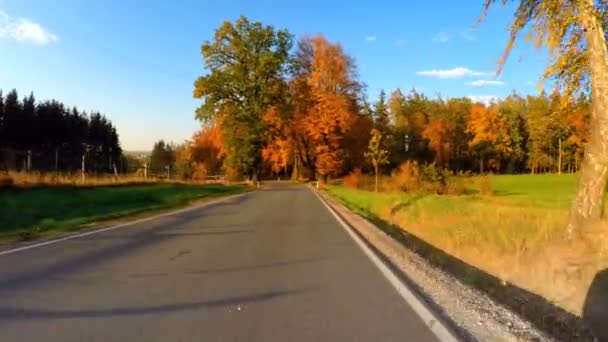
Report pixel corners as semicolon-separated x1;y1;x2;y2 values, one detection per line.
292;153;300;180
374;165;379;192
567;0;608;237
558;137;562;175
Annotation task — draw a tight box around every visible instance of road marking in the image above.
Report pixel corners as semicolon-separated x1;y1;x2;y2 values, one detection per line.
0;193;247;257
312;189;459;342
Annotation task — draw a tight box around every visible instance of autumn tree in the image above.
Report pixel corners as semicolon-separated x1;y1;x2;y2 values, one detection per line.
467;103;512;173
498;93;528;173
261;106;291;178
190;123;225;178
548;92;570;174
566;95;590;172
173;142;194;180
444;98;472;171
298;35;362;182
526;93;552;173
480;0;608;234
193;16;293;181
422;118;455;169
342;110;374;172
365;128;389;192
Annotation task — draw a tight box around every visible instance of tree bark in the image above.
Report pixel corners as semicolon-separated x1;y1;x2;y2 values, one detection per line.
558;137;562;175
374;165;379;192
291;153;300;180
567;0;608;237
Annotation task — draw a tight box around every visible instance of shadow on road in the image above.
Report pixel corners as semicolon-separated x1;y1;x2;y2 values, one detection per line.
158;229;255;237
583;269;608;341
115;257;327;280
184;257;326;276
0;288;304;321
0;198;251;293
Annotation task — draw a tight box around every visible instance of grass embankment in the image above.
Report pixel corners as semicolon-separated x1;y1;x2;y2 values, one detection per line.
1;183;246;239
325;174;608;317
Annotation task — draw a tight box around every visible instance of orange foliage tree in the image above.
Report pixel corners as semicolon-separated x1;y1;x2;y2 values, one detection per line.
190;122;225;179
298;35;362;181
467;103;512;173
422;118;455;169
261;106;291;177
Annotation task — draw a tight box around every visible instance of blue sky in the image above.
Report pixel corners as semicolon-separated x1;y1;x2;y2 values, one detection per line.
0;0;547;150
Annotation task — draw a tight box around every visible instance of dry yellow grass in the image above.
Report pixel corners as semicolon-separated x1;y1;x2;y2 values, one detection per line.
327;174;608;316
0;171;161;187
0;171;226;188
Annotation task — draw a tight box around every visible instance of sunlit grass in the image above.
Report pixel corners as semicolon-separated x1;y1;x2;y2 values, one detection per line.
1;171;161;188
325;173;608;315
0;183;246;239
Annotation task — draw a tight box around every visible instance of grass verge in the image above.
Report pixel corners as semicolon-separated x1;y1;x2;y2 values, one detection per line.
1;183;247;240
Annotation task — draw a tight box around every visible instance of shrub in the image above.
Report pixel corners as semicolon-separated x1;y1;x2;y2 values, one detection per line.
444;176;468;195
420;163;447;184
419;164;450;194
343;168;363;189
392;161;421;192
476;175;493;195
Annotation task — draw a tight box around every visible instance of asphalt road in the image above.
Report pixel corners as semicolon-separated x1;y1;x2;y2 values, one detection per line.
0;183;439;341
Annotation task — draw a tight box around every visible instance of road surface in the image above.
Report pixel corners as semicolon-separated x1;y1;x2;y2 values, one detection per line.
0;183;440;341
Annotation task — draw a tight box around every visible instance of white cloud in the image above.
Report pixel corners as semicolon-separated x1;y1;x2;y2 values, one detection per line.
467;95;500;105
365;35;377;42
0;10;58;45
432;31;451;43
465;79;505;87
416;67;493;79
460;29;476;41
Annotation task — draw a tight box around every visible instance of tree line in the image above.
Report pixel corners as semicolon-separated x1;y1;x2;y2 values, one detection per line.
180;16;591;183
381;89;590;175
0;89;123;173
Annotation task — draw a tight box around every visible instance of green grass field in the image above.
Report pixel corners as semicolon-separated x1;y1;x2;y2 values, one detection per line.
490;173;577;208
326;174;579;254
324;173;608;315
0;183;246;238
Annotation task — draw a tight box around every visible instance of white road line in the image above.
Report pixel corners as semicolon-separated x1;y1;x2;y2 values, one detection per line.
312;189;459;342
0;193;246;257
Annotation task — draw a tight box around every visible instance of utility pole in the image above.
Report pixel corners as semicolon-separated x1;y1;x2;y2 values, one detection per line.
81;154;85;183
27;150;31;171
109;147;113;173
55;147;59;172
144;162;148;180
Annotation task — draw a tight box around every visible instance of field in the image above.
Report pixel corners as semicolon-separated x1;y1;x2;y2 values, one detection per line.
325;173;608;317
0;183;246;239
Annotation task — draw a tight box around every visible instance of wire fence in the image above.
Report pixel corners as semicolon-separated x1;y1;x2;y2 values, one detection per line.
0;148;229;186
